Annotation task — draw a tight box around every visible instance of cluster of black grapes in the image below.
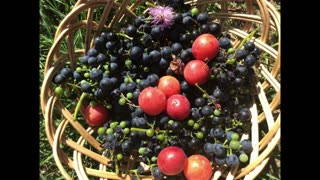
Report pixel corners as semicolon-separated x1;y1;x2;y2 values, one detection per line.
52;1;261;179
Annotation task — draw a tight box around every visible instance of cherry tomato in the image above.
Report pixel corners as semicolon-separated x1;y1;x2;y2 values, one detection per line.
138;87;166;116
157;75;181;98
184;154;213;180
183;60;210;85
157;146;187;175
192;33;219;61
84;104;109;126
166;94;190;121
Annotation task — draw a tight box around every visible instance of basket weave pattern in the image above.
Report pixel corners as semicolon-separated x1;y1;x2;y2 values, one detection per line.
40;0;280;179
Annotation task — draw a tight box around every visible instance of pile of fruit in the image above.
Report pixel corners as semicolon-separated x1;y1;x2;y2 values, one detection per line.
52;1;261;179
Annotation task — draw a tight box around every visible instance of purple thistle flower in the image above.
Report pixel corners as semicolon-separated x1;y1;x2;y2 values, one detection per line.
148;5;174;30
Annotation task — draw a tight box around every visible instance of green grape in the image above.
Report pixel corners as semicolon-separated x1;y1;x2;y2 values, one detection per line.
229;140;241;150
116;153;123;160
106;128;114;135
80;80;86;84
231;133;240;141
123;128;130;134
103;65;108;70
126;92;133;99
119;97;126;106
55;86;64;95
168;120;174;125
125;59;132;68
120;121;127;128
239;153;249;163
110;122;118;129
124;77;130;83
157;134;165;141
97;127;106;135
196;132;204;139
214;109;221;116
151;156;157;162
84;72;90;78
202;94;208;98
138;147;146;155
193;122;200;130
191;7;199;16
227;48;235;54
82;65;88;70
187;119;195;127
76;67;82;72
146;129;155;137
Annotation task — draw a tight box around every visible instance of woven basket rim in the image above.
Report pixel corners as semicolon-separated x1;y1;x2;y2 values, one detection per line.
40;0;281;179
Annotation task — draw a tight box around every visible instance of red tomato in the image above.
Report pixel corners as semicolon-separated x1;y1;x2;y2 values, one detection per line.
183;60;210;85
84;104;109;126
192;33;219;61
157;75;181;98
157;146;187;176
184;155;213;180
138;87;167;116
166;94;190;121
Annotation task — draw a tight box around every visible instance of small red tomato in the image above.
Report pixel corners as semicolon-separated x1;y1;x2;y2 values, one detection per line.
166;94;190;121
138;87;167;116
183;60;210;85
184;154;213;180
192;33;219;61
157;146;187;176
84;104;109;126
157;75;181;98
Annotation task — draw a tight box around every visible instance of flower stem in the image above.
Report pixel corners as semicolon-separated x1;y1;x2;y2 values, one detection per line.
73;92;87;121
145;1;157;8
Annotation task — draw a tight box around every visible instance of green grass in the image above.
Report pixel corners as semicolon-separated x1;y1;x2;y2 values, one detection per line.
39;0;281;179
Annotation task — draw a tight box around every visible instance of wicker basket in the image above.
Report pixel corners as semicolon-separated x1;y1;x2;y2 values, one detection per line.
40;0;280;179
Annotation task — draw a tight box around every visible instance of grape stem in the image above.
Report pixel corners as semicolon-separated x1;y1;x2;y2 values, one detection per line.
120;93;139;108
73;92;87;121
226;58;236;65
238;28;258;48
126;72;134;82
130;169;141;180
115;158;119;175
194;83;221;110
66;83;81;89
231;28;258;58
117;33;133;40
130;127;166;134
